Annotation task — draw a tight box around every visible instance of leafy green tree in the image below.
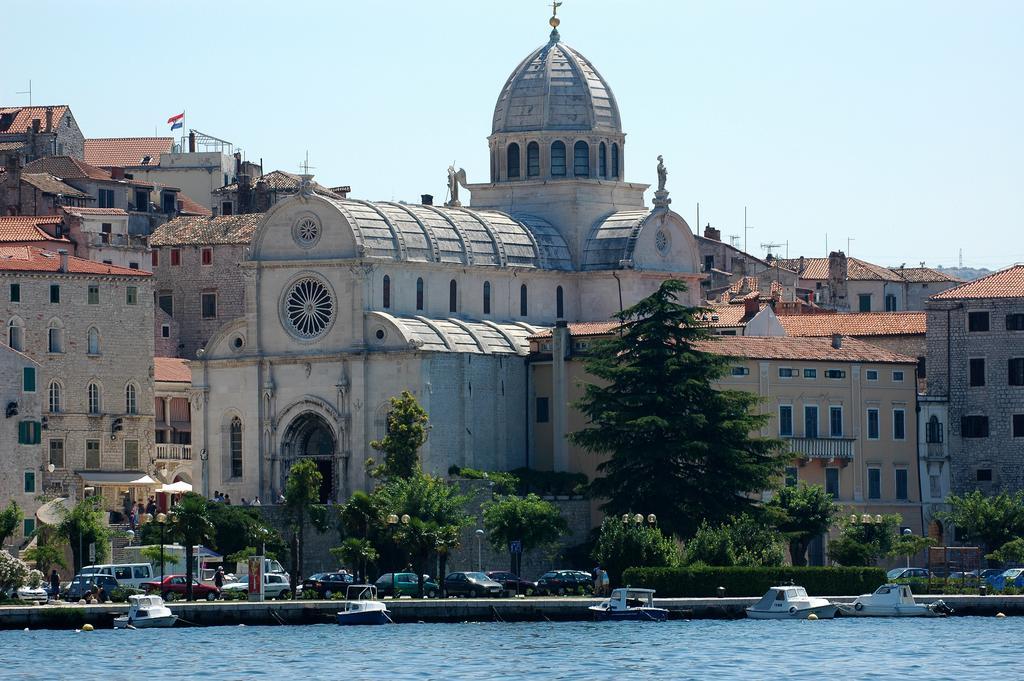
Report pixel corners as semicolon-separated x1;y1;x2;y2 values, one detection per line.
570;279;787;538
55;497;111;574
331;538;379;584
0;501;24;550
987;537;1024;565
23;545;66;574
827;514;900;566
284;459;328;597
684;520;736;566
939;491;1024;554
592;516;680;586
169;493;215;601
369;390;429;480
767;484;839;566
482;494;567;576
727;514;786;567
888;534;935;564
205;502;286;567
140;544;181;569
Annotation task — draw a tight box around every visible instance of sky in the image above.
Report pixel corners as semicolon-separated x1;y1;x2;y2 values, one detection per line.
6;0;1023;269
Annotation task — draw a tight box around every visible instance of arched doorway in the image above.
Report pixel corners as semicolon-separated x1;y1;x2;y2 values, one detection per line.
282;412;336;503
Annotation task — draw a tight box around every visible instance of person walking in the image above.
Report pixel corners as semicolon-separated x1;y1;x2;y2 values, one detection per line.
49;569;61;599
600;568;610;596
214;566;226;598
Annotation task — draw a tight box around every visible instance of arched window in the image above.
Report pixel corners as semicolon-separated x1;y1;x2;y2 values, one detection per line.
520;284;528;317
573;141;590;177
416;277;424;311
125;383;137;415
527;142;540;177
507;143;520;179
7;317;23;351
599;142;607;178
550;141;566;177
483;281;491;315
87;382;101;415
48;381;62;414
449;279;458;313
556;286;565;319
611;143;620;178
382;275;391;309
48;319;64;354
87;327;100;355
229;417;243;478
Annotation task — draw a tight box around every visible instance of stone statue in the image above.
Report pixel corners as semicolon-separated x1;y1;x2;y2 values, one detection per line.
656;155;667;192
447;165;468;207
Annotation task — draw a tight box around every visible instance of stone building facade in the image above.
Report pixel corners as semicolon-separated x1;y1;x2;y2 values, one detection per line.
0;345;42;548
926;265;1024;496
149;214;261;358
0;105;85;161
0;246;156;512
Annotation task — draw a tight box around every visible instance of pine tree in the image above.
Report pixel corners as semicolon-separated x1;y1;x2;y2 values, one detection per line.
570;279;786;539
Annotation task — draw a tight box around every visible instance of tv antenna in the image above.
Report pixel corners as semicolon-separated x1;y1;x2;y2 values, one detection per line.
728;234;741;248
16;80;32;106
744;206;754;254
760;241;784;258
299;150;316;175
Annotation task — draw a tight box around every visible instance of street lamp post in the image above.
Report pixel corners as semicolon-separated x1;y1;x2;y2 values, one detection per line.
903;528;913;568
387;513;399;598
475;529;484;572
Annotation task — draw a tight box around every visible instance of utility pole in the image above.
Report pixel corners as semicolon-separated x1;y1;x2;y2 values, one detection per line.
847;237;855;256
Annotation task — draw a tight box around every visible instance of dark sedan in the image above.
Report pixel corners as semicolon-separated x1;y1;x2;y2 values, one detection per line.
444;572;504;597
536;570;592;596
301;572;354;598
486;571;537;596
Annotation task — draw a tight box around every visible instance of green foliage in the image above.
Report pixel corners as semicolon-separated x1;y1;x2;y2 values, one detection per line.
0;550;30;594
331;538;378;583
569;279;788;538
684;516;785;567
685;521;735;566
55;497;111;573
592;517;680;586
140;545;180;566
169;493;215;600
206;502;286;569
986;537;1024;565
23;545;66;574
509;468;588;497
370;390;429;480
0;501;23;549
284;459;328;597
482;493;567;555
888;534;935;561
221;590;248;601
622;566;887;597
110;587;144;603
826;514;901;566
766;484;839;566
939;491;1024;554
448;467;519;495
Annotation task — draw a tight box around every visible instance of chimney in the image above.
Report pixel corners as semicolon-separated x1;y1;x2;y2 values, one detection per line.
57;248;68;273
254;178;271;213
831;333;842;349
237;174;252;213
234;152;242;175
188;131;196;153
421;194;433;206
31;118;41;133
703;224;721;241
110;167;124;180
744;294;760;317
828;250;849;308
45;107;53;133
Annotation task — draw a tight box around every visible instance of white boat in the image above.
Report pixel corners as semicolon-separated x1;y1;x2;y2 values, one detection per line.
746;585;837;620
588;587;669;621
113;595;178;629
336;585;391;626
836;583;951;617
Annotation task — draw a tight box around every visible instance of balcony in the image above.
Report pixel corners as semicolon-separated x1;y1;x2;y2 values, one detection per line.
154;443;192;461
785;437;855;460
88;233;147;249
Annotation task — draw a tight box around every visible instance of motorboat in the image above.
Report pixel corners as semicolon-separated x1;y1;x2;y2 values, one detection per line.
588;588;669;622
836;583;951;617
746;586;837;620
336;585;391;625
113;595;178;629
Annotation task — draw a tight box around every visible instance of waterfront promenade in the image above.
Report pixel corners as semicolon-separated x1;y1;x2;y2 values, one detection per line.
1;594;1021;630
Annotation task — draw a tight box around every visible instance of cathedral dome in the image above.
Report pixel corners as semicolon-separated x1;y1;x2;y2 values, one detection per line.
491;34;622;135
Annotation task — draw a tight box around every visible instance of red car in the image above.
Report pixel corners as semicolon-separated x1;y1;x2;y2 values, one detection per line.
141;575;220;601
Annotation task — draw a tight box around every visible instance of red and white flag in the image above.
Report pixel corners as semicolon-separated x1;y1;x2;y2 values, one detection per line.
167;112;184;130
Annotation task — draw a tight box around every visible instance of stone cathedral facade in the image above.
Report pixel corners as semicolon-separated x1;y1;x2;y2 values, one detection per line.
192;23;703;503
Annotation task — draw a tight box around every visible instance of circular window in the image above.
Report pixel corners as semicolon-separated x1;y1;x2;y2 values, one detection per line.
293;216;321;248
282;277;335;339
232;336;244;351
655;229;670;255
374;328;386;341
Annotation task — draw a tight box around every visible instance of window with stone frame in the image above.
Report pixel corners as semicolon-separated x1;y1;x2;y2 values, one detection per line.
50;284;60;304
449;280;458;313
506;142;520;178
867;408;880;440
1007;313;1024;331
1013;414;1024;438
126;286;137;305
48;381;62;413
7;318;24;351
1008;358;1024;386
556;286;564;319
573;141;590;177
87;383;101;415
124;440;140;470
158;293;173;317
382;275;391;309
415;278;424;311
48;439;65;469
483;281;491;315
550;141;566;176
961;415;989;438
88;285;99;304
526;142;540;177
125;383;138;415
87;327;100;355
519;284;528;316
778;405;793;437
969;358;986;386
535;397;550;423
201;292;217;319
825;467;840;499
867;467;881;499
48;321;64;353
893;408;906;440
229;418;243;478
968;311;989;332
85;440;101;469
170;248;181;266
895;468;909;500
9;283;19;303
201;247;213;266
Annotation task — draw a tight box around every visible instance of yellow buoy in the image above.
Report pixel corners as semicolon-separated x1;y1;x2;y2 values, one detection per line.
807;613;819;620
81;623;94;632
996;612;1006;618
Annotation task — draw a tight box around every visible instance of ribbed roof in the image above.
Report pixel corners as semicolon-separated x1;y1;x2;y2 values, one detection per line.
492;36;621;135
582;210;649;270
778;312;926;337
21;173;91;199
371;312;541;355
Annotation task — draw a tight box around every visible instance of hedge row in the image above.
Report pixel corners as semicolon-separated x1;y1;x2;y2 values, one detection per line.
620;566;887;597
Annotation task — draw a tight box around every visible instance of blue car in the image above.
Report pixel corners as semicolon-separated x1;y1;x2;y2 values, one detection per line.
986;568;1024;591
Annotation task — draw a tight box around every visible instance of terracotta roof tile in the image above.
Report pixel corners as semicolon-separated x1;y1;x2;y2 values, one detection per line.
22;156;113;182
0;141;27;152
20;173;92;199
0;216;68;244
149;214;261;246
775;256;903;282
175;192;211;216
892;267;962;283
693;335;917;364
697;301;765;328
930;264;1024;300
84;137;173;168
61;207;128;217
527;321;620;340
0;246;149;276
0;106;70;136
154;357;191;383
778;311;925;337
214;170;342;198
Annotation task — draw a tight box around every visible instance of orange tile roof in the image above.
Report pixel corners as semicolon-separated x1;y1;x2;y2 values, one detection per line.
0;216;68;244
176;192;211;216
21;173;92;199
23;156;113;182
154;357;191;383
527;321;620;340
0;246;149;276
894;267;961;283
697;301;765;328
84;137;173;168
778;311;926;337
0;106;70;135
775;256;903;282
150;214;261;246
930;264;1024;300
694;335;917;364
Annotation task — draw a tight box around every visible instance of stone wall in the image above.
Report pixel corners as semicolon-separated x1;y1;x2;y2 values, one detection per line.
0;347;42;547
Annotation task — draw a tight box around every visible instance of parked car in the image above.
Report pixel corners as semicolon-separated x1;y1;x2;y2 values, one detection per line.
987;568;1024;590
16;585;49;602
486;571;537;596
78;563;154;589
886;567;933;581
301;572;354;598
536;570;593;596
63;574;120;601
979;568;1004;580
141;575;220;601
444;572;504;598
374;572;439;598
221;573;291;599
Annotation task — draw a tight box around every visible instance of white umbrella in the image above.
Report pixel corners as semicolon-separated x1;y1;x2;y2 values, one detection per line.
157;481;192;494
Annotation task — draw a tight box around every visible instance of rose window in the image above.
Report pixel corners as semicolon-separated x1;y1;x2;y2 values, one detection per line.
655;229;669;254
295;217;320;246
284;278;334;338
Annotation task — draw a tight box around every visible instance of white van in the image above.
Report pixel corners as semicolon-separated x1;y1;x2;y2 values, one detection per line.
79;563;154;589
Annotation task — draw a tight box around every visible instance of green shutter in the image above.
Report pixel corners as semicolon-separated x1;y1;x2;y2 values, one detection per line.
18;421;27;444
23;471;35;494
22;367;35;392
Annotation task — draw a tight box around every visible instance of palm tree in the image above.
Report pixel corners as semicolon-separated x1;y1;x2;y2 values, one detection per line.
169;493;215;601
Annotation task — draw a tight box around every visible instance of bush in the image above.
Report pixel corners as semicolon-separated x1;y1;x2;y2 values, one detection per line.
621;566;887;597
221;590;248;601
300;589;319;600
592;517;680;586
509;468;588;497
110;587;144;603
448;467;519;495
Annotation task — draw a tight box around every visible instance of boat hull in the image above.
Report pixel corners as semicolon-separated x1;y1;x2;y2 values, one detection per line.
836;604;946;618
589;607;669;622
336;610;390;625
746;604;837;620
113;614;178;629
